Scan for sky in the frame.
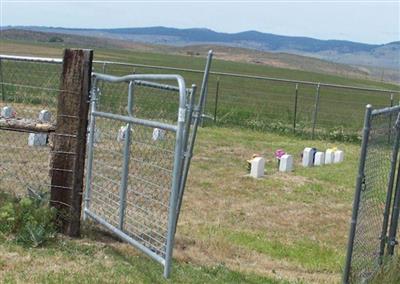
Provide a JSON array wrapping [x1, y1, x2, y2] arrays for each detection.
[[0, 0, 399, 44]]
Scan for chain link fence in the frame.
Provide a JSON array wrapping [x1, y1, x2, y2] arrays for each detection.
[[91, 60, 400, 142], [0, 56, 61, 196], [344, 105, 400, 283]]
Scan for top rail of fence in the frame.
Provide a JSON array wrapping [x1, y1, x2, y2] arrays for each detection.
[[1, 54, 399, 94]]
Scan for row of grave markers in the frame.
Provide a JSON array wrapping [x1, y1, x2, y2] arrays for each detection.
[[1, 106, 167, 147], [249, 147, 344, 179]]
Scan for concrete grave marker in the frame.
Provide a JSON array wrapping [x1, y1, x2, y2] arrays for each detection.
[[334, 150, 344, 163], [28, 133, 47, 146], [38, 110, 51, 122], [117, 124, 132, 142], [250, 157, 265, 178], [325, 149, 335, 164], [28, 110, 52, 147], [152, 128, 166, 141], [1, 106, 15, 118], [302, 148, 315, 167], [314, 152, 325, 166], [279, 154, 293, 172]]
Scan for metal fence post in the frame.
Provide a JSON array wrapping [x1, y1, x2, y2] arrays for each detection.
[[343, 104, 373, 284], [293, 83, 299, 133], [311, 83, 321, 139], [83, 78, 98, 221], [387, 116, 400, 255], [379, 112, 400, 260], [389, 94, 394, 143], [213, 77, 220, 123], [118, 81, 134, 230], [0, 58, 4, 102], [199, 50, 213, 127]]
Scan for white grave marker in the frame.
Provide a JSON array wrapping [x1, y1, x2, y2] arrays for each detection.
[[38, 110, 51, 122], [28, 133, 47, 146], [117, 124, 131, 142], [250, 157, 265, 178], [28, 110, 52, 146], [325, 149, 335, 164], [279, 154, 293, 172], [152, 128, 166, 141], [314, 152, 325, 166], [334, 150, 344, 164], [302, 148, 315, 167], [1, 106, 15, 118]]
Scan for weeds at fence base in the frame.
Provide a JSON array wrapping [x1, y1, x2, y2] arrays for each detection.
[[0, 190, 56, 247]]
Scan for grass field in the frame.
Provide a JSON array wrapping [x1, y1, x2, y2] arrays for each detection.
[[0, 39, 399, 283], [1, 39, 400, 140], [1, 125, 361, 283]]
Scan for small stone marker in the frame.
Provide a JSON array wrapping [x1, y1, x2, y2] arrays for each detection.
[[302, 148, 315, 167], [334, 150, 344, 164], [28, 110, 52, 147], [117, 124, 131, 142], [152, 128, 166, 141], [1, 106, 15, 118], [28, 133, 47, 146], [250, 157, 265, 178], [325, 149, 335, 164], [279, 154, 293, 172], [314, 152, 325, 166], [38, 110, 51, 122]]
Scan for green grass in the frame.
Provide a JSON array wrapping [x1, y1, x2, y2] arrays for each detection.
[[224, 230, 342, 272], [1, 39, 399, 140], [0, 235, 286, 284], [0, 39, 398, 283]]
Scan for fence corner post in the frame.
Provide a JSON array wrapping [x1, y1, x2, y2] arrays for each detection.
[[311, 83, 321, 139], [50, 49, 93, 237]]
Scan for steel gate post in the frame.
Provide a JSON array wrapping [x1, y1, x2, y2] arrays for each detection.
[[164, 77, 187, 278], [84, 78, 98, 220], [343, 105, 373, 284], [174, 85, 196, 232], [293, 83, 299, 134], [311, 83, 321, 140], [118, 81, 134, 230], [0, 58, 4, 102], [387, 115, 400, 255], [379, 112, 400, 261]]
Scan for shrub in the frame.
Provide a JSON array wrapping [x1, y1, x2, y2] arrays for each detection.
[[0, 192, 56, 247]]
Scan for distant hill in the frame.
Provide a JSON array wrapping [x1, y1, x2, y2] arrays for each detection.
[[4, 26, 399, 71], [1, 27, 398, 83]]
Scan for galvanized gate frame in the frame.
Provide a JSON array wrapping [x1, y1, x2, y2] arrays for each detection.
[[83, 51, 213, 278], [343, 104, 400, 283]]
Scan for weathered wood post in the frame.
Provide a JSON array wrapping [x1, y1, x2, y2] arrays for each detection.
[[50, 49, 93, 237]]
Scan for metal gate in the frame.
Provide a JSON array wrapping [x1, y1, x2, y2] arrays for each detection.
[[344, 104, 400, 283], [83, 52, 211, 278]]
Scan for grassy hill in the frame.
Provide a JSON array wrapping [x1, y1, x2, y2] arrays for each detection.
[[2, 29, 398, 83], [0, 36, 399, 141]]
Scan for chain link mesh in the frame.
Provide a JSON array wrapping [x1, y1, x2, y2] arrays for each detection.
[[347, 107, 400, 283], [0, 58, 61, 196]]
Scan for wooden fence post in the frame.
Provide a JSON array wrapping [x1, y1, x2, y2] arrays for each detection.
[[50, 49, 93, 237]]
